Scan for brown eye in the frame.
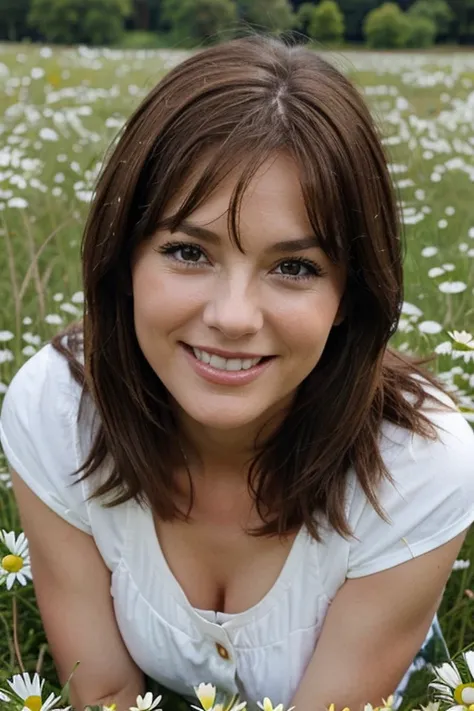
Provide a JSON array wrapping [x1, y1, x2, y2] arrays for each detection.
[[180, 245, 202, 262], [157, 242, 208, 264], [279, 260, 305, 277], [273, 258, 326, 280]]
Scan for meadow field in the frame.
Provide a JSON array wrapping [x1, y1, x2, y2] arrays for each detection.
[[0, 42, 473, 708]]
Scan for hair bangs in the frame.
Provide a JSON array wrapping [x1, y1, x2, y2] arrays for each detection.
[[141, 129, 286, 251], [293, 141, 349, 267]]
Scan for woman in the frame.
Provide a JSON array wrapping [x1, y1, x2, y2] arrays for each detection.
[[1, 34, 473, 711]]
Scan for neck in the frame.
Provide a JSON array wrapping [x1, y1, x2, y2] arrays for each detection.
[[174, 405, 287, 479]]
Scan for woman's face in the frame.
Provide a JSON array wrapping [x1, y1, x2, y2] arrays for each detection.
[[131, 153, 346, 434]]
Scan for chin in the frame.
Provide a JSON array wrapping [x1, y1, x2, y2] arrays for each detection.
[[180, 400, 270, 431]]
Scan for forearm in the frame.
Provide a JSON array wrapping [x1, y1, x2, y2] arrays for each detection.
[[71, 676, 146, 711]]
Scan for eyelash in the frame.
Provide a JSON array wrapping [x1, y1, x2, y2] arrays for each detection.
[[155, 241, 327, 281]]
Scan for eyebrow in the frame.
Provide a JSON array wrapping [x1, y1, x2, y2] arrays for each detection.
[[171, 219, 320, 253]]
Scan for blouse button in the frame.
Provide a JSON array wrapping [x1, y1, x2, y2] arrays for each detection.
[[215, 642, 231, 660]]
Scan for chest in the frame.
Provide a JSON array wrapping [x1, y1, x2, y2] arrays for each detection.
[[109, 502, 329, 707], [153, 505, 299, 614]]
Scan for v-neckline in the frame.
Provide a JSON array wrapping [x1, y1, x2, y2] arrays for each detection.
[[138, 504, 310, 629]]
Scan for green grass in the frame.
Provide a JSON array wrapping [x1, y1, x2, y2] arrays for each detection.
[[0, 43, 473, 707]]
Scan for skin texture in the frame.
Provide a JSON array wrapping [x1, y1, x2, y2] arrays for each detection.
[[131, 153, 346, 468]]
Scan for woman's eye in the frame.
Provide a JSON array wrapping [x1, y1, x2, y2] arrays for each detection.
[[156, 243, 325, 280], [175, 245, 205, 263], [275, 259, 322, 279], [157, 242, 208, 264], [278, 260, 307, 277]]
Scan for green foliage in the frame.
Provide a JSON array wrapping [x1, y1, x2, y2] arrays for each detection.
[[336, 0, 381, 40], [307, 0, 345, 43], [405, 14, 437, 47], [445, 0, 474, 42], [1, 0, 474, 45], [28, 0, 132, 45], [0, 0, 32, 41], [363, 2, 410, 48], [295, 2, 316, 34], [408, 0, 454, 37], [131, 0, 162, 31], [115, 29, 171, 47], [237, 0, 296, 33], [161, 0, 237, 44]]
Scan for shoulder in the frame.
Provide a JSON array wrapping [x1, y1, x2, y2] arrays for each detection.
[[0, 342, 91, 533], [379, 380, 474, 490], [2, 340, 82, 410], [346, 380, 474, 578]]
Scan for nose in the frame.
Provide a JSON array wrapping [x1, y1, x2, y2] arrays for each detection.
[[202, 273, 264, 339]]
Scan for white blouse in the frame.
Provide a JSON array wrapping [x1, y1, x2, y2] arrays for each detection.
[[1, 344, 474, 708]]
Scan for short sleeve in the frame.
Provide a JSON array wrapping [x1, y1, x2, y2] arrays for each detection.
[[347, 393, 474, 578], [0, 344, 92, 534]]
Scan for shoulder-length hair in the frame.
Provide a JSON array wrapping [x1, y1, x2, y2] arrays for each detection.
[[53, 34, 455, 541]]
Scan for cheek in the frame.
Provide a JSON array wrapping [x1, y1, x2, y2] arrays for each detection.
[[132, 261, 202, 331], [269, 289, 341, 351]]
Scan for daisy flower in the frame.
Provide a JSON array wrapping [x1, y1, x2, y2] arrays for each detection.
[[192, 685, 247, 711], [258, 699, 295, 711], [452, 560, 470, 571], [129, 692, 163, 711], [413, 703, 441, 711], [5, 671, 69, 711], [363, 696, 395, 711], [193, 684, 217, 711], [0, 530, 33, 590], [448, 331, 474, 349], [430, 651, 474, 710]]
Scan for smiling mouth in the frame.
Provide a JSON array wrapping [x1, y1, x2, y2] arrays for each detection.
[[181, 343, 274, 372]]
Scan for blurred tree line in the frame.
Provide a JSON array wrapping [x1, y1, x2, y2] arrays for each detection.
[[0, 0, 473, 49]]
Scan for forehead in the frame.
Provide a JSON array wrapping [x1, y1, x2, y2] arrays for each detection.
[[163, 152, 311, 230]]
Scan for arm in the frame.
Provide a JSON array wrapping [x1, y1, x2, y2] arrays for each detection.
[[291, 530, 468, 711], [11, 469, 145, 711]]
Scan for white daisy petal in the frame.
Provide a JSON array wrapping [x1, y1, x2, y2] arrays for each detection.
[[434, 662, 462, 688], [15, 532, 26, 550], [429, 683, 451, 693], [419, 320, 443, 334], [194, 683, 217, 711], [465, 650, 474, 677], [4, 531, 16, 551]]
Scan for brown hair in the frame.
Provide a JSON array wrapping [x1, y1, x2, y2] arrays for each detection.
[[52, 34, 455, 541]]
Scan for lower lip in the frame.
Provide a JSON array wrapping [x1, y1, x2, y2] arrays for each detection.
[[181, 344, 275, 386]]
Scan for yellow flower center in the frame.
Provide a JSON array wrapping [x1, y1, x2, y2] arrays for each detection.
[[24, 695, 42, 711], [1, 554, 24, 573], [454, 683, 474, 706]]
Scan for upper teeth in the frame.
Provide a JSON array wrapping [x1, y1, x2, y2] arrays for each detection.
[[192, 348, 262, 371]]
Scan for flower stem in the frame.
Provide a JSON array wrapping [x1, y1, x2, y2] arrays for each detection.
[[12, 595, 25, 673], [36, 643, 47, 675]]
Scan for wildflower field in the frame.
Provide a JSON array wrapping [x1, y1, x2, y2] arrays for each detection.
[[0, 43, 473, 710]]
